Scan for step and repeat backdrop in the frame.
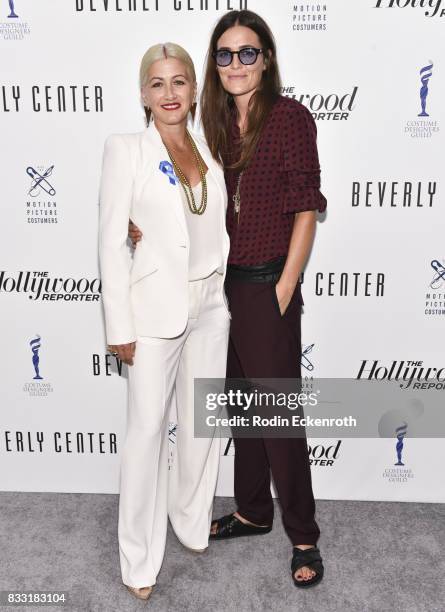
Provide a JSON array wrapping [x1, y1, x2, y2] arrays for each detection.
[[1, 1, 444, 502]]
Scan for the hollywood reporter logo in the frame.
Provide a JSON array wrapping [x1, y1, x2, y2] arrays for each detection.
[[281, 86, 357, 120], [223, 438, 342, 466], [374, 0, 445, 17], [308, 440, 342, 466], [357, 359, 445, 390], [0, 271, 100, 301]]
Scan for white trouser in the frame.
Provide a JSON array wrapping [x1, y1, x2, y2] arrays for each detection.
[[118, 270, 230, 588]]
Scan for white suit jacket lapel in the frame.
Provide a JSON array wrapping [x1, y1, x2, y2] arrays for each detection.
[[142, 124, 188, 242]]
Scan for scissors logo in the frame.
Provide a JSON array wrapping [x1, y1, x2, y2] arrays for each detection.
[[26, 165, 56, 198], [430, 260, 445, 290], [168, 422, 177, 444], [301, 343, 315, 372]]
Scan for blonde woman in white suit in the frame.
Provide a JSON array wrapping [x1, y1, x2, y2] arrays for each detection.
[[99, 43, 230, 600]]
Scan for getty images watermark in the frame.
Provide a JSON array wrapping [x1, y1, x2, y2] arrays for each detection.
[[205, 388, 357, 430], [193, 378, 445, 439]]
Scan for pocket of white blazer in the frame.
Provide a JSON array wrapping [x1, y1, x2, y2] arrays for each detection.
[[130, 247, 159, 285]]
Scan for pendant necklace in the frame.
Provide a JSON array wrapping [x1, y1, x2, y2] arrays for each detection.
[[233, 170, 244, 225]]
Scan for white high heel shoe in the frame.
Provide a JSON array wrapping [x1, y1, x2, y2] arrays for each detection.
[[125, 584, 153, 600]]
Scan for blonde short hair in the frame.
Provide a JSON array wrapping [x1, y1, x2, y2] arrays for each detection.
[[139, 42, 196, 89]]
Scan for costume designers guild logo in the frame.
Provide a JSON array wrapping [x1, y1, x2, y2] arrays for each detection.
[[0, 1, 30, 40], [291, 2, 327, 31], [23, 335, 54, 397], [382, 423, 414, 482], [405, 63, 439, 138], [26, 165, 58, 225], [425, 259, 445, 316], [378, 399, 423, 483]]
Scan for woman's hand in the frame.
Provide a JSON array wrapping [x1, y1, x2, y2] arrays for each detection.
[[108, 342, 136, 366], [275, 281, 294, 316], [128, 219, 143, 248]]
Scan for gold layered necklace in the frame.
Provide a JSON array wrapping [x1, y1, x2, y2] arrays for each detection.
[[163, 130, 208, 215]]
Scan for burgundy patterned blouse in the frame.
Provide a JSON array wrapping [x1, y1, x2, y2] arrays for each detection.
[[224, 95, 327, 266]]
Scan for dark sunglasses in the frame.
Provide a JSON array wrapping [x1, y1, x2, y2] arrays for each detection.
[[212, 47, 264, 67]]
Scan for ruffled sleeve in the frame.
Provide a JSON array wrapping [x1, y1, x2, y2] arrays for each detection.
[[280, 104, 327, 214]]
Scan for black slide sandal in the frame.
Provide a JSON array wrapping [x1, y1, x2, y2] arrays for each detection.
[[209, 514, 272, 540], [291, 546, 324, 588]]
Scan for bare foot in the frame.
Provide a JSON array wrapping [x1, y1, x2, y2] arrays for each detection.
[[210, 512, 270, 535], [293, 545, 317, 582]]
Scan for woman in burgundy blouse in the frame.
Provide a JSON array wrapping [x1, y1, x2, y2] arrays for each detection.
[[130, 9, 326, 588], [202, 10, 326, 589]]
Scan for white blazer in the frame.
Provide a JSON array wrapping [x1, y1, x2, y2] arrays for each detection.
[[99, 123, 231, 345]]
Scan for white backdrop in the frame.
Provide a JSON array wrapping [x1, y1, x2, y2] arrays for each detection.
[[1, 0, 444, 502]]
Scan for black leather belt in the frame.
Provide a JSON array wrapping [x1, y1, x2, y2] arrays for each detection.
[[226, 256, 286, 283]]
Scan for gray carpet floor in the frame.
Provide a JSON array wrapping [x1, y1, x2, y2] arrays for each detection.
[[1, 493, 443, 612]]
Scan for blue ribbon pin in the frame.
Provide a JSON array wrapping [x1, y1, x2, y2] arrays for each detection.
[[159, 160, 179, 185]]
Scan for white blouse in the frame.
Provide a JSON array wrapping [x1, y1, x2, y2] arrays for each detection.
[[179, 170, 224, 281]]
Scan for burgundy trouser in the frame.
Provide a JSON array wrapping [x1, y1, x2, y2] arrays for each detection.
[[225, 277, 320, 546]]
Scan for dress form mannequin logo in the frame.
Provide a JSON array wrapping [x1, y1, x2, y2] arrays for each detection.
[[405, 63, 439, 138], [375, 0, 445, 17], [26, 165, 58, 225], [379, 401, 423, 483], [23, 335, 54, 397], [30, 335, 43, 380], [291, 3, 327, 31], [425, 259, 445, 316], [394, 422, 407, 466], [281, 86, 357, 121], [0, 1, 30, 40], [383, 423, 414, 482], [7, 0, 18, 17]]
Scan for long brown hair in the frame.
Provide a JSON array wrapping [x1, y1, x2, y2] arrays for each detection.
[[200, 10, 281, 169]]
